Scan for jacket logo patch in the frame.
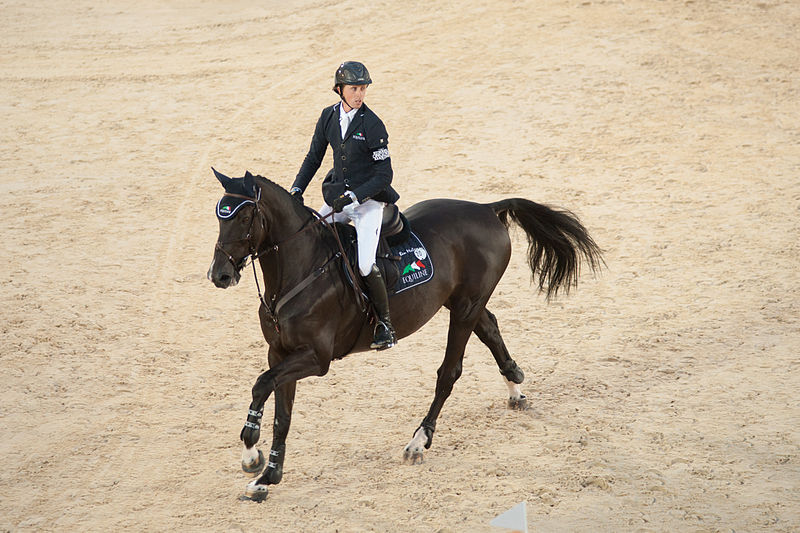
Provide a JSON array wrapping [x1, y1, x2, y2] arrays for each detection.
[[372, 147, 390, 161], [352, 132, 365, 141]]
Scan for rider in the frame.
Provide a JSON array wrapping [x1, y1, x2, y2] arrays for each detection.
[[290, 61, 399, 350]]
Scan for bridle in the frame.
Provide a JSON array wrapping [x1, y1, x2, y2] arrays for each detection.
[[214, 188, 366, 332], [214, 192, 267, 270]]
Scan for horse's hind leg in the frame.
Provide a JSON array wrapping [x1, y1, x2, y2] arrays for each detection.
[[404, 314, 475, 464], [473, 308, 528, 410]]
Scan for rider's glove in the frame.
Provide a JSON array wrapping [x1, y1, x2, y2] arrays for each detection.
[[289, 186, 304, 204], [332, 193, 355, 213]]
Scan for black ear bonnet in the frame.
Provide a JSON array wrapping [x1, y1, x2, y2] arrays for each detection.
[[213, 168, 259, 220]]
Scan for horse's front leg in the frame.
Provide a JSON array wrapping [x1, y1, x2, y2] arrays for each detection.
[[263, 380, 295, 484], [240, 346, 328, 502], [240, 379, 295, 478]]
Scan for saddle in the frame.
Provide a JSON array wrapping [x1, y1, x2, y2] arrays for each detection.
[[335, 204, 410, 294], [380, 204, 409, 245]]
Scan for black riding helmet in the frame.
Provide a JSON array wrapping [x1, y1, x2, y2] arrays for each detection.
[[332, 61, 372, 94]]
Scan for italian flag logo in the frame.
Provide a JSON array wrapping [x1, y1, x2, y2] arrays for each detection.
[[402, 260, 426, 275]]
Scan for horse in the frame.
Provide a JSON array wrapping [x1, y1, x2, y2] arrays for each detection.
[[207, 169, 603, 501]]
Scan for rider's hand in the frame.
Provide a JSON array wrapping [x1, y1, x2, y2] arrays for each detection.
[[289, 187, 304, 205], [332, 193, 354, 213]]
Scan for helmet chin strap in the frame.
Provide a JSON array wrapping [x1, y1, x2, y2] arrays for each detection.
[[336, 86, 355, 112]]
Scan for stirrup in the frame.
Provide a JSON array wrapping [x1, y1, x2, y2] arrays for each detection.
[[371, 321, 396, 350]]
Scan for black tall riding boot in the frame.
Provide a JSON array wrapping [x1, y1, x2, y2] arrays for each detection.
[[362, 264, 397, 350]]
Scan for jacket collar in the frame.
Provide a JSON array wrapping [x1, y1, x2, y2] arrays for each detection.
[[336, 102, 367, 140]]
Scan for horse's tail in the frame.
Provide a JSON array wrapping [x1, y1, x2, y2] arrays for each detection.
[[487, 198, 604, 299]]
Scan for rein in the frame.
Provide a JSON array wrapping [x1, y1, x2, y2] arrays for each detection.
[[216, 189, 366, 333]]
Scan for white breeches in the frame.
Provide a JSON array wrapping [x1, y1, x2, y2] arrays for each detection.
[[319, 198, 385, 276]]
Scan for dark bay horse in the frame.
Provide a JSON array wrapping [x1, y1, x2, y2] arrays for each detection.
[[207, 170, 603, 501]]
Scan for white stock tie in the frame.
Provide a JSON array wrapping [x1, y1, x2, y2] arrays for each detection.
[[340, 112, 350, 139]]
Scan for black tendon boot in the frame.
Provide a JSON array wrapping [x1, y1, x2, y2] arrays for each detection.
[[363, 264, 397, 350]]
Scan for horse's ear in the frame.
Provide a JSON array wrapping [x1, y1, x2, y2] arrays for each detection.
[[212, 167, 231, 187], [243, 171, 256, 196]]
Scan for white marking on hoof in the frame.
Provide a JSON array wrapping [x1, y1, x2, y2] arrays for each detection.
[[241, 447, 264, 476], [242, 479, 269, 502], [403, 427, 428, 464], [506, 380, 524, 400], [506, 380, 529, 410], [242, 446, 259, 465]]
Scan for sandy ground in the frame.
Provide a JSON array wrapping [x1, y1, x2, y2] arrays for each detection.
[[2, 0, 799, 531]]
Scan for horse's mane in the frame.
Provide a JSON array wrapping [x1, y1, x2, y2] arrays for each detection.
[[252, 174, 314, 222], [251, 174, 288, 196]]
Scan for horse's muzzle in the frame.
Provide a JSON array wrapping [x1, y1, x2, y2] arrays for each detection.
[[207, 258, 241, 288]]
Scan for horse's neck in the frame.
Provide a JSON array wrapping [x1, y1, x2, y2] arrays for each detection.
[[263, 202, 309, 245], [256, 194, 331, 291]]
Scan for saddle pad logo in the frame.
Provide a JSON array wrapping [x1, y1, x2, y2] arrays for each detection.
[[402, 260, 425, 275], [391, 234, 433, 293]]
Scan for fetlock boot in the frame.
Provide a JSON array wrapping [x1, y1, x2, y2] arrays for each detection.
[[362, 264, 397, 350]]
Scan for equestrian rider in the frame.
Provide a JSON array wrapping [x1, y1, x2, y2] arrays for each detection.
[[290, 61, 399, 350]]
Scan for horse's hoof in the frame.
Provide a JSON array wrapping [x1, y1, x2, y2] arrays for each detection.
[[242, 449, 265, 476], [403, 448, 424, 465], [507, 395, 529, 411], [240, 480, 269, 502]]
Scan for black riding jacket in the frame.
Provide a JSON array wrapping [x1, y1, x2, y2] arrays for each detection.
[[293, 102, 399, 206]]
